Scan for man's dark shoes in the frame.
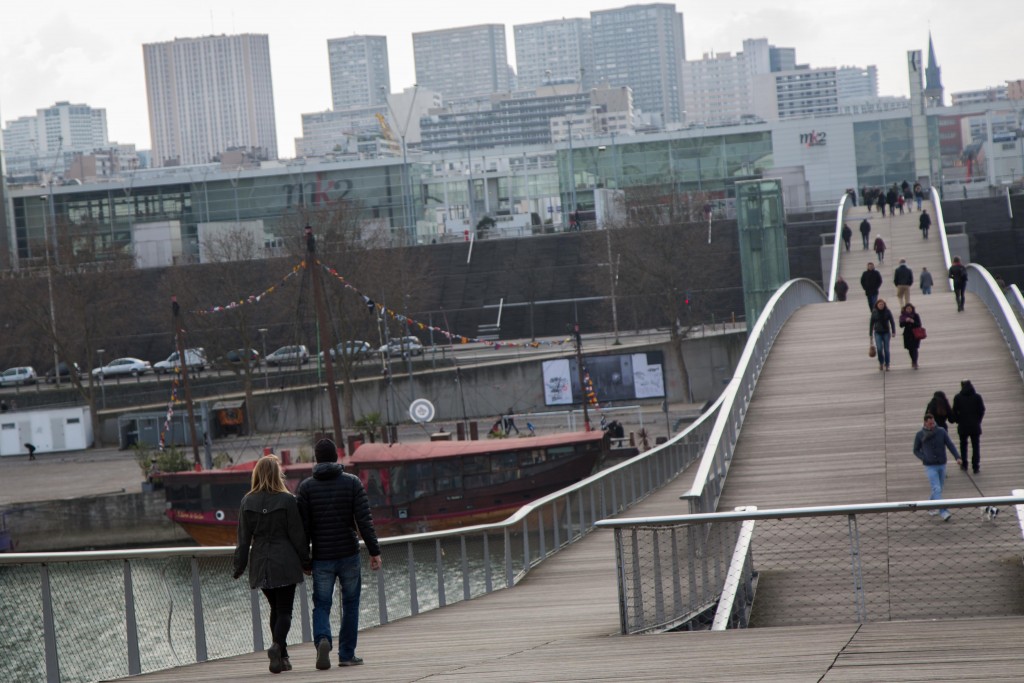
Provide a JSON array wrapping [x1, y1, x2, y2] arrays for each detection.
[[268, 643, 283, 674], [316, 638, 332, 670], [282, 657, 292, 671], [338, 656, 364, 667]]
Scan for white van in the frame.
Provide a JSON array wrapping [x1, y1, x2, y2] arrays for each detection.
[[153, 348, 206, 374]]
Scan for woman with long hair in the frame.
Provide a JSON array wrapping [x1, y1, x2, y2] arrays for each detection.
[[899, 303, 923, 369], [869, 298, 896, 371], [926, 391, 954, 431], [233, 455, 309, 674]]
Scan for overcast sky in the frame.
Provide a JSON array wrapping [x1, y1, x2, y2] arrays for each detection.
[[1, 0, 1018, 159]]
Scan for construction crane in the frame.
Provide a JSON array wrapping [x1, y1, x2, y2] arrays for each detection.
[[375, 112, 396, 142]]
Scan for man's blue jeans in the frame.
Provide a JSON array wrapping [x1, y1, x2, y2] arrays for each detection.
[[924, 464, 948, 516], [312, 555, 362, 661]]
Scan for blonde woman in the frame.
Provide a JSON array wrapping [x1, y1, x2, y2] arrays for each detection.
[[233, 455, 309, 674]]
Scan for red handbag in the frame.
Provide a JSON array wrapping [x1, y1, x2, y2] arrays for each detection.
[[912, 327, 927, 341]]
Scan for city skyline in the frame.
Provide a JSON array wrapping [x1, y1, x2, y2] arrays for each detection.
[[1, 0, 1019, 159]]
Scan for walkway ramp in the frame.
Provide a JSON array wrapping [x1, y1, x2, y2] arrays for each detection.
[[716, 199, 1024, 624]]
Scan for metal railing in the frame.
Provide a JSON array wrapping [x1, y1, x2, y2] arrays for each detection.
[[597, 494, 1024, 634], [825, 192, 852, 301], [1, 402, 725, 682], [679, 278, 827, 515]]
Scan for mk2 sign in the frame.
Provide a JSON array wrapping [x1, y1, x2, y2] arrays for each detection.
[[800, 130, 827, 147]]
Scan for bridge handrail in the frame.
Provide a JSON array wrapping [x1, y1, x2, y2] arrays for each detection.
[[680, 278, 827, 515], [598, 494, 1024, 634], [966, 263, 1024, 381], [826, 192, 852, 302], [930, 185, 954, 285], [0, 380, 731, 682]]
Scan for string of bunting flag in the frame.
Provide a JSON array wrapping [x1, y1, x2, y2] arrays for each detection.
[[316, 260, 578, 350], [190, 260, 307, 315], [158, 371, 182, 451]]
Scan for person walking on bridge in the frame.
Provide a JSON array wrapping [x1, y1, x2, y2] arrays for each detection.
[[948, 256, 968, 312], [894, 259, 913, 308], [873, 236, 886, 264], [869, 298, 896, 371], [859, 218, 871, 249], [952, 380, 985, 474], [919, 210, 931, 238], [841, 222, 852, 251], [298, 439, 382, 669], [899, 303, 923, 369], [913, 414, 962, 522], [233, 455, 310, 674], [920, 267, 934, 295], [861, 262, 883, 310]]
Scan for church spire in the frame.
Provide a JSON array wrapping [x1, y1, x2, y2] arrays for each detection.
[[924, 32, 944, 106]]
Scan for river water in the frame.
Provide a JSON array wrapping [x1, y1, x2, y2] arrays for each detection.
[[1, 534, 519, 682]]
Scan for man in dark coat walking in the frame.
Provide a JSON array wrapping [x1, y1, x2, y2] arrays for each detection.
[[919, 210, 931, 238], [841, 223, 852, 251], [859, 218, 871, 249], [297, 439, 382, 668], [952, 380, 986, 473], [949, 256, 968, 312], [861, 262, 883, 310]]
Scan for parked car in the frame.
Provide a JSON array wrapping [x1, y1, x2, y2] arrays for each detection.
[[265, 345, 310, 366], [0, 366, 37, 386], [319, 340, 372, 361], [45, 362, 81, 383], [221, 348, 261, 367], [379, 336, 424, 358], [154, 348, 206, 374], [91, 357, 151, 378]]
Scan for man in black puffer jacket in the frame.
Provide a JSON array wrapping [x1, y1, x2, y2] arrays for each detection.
[[297, 439, 381, 669]]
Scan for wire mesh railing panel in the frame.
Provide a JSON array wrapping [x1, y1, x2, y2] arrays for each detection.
[[747, 515, 878, 627], [617, 522, 740, 633], [194, 556, 258, 661], [883, 511, 1024, 621], [608, 502, 1024, 633], [128, 557, 200, 672], [0, 564, 46, 683], [48, 561, 130, 683]]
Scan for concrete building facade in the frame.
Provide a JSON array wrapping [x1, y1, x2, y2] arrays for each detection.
[[413, 24, 511, 101], [590, 3, 686, 125], [2, 101, 109, 179], [327, 35, 391, 111], [513, 17, 593, 91], [143, 34, 278, 167]]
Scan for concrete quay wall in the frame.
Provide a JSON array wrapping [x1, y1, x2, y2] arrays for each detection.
[[4, 490, 191, 552]]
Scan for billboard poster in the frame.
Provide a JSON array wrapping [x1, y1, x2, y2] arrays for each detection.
[[542, 351, 666, 406]]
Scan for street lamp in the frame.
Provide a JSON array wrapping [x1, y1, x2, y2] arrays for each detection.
[[258, 328, 269, 390], [382, 85, 421, 246], [97, 349, 106, 409], [40, 196, 60, 386]]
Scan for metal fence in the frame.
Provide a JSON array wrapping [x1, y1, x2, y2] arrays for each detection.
[[0, 401, 720, 683], [598, 495, 1024, 635]]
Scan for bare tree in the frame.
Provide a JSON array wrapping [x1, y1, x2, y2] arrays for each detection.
[[583, 184, 732, 402], [3, 222, 137, 445]]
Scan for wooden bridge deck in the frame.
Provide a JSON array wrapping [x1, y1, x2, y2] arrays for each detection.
[[116, 201, 1024, 682]]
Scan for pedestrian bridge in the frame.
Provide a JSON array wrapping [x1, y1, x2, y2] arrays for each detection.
[[6, 190, 1024, 682]]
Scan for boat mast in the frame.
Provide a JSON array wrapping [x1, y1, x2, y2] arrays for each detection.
[[305, 226, 344, 447], [171, 296, 202, 466], [572, 321, 591, 431]]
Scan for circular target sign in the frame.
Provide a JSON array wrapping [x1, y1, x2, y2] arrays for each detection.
[[408, 398, 436, 423]]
